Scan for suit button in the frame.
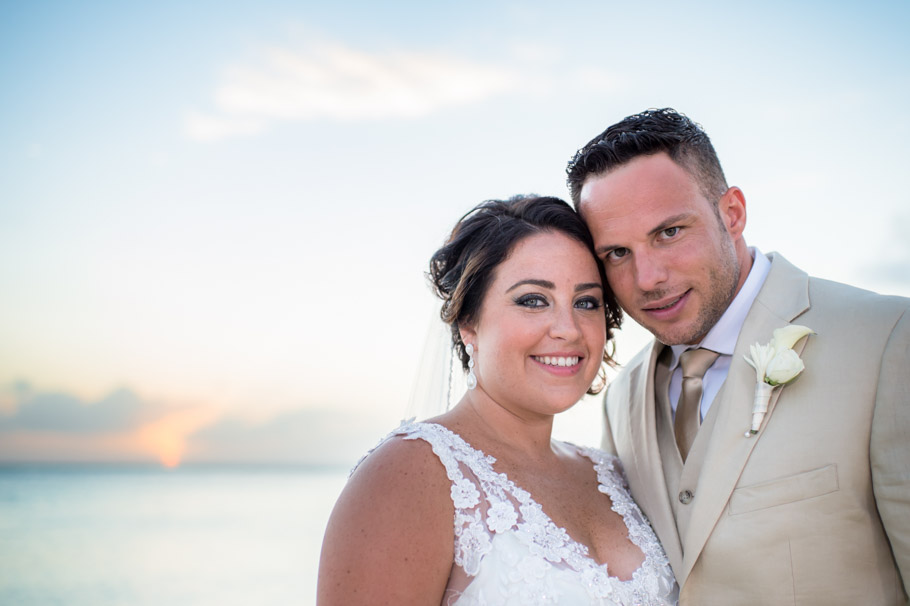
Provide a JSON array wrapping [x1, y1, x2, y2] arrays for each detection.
[[679, 490, 694, 504]]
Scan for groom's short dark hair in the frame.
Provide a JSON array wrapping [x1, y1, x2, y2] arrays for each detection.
[[566, 108, 728, 207]]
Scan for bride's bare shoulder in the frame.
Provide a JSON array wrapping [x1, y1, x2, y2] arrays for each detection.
[[317, 430, 455, 604], [349, 431, 452, 497]]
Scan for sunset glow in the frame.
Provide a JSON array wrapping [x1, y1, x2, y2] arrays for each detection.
[[1, 1, 908, 467], [138, 408, 218, 468]]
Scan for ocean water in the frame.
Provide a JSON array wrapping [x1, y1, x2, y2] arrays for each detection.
[[0, 465, 349, 606]]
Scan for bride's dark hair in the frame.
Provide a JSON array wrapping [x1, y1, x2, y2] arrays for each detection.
[[427, 194, 621, 395]]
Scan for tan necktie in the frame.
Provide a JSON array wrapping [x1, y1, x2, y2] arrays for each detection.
[[675, 348, 720, 462]]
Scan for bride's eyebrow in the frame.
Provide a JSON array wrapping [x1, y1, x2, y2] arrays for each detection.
[[506, 279, 554, 292], [505, 279, 603, 293], [575, 282, 603, 293]]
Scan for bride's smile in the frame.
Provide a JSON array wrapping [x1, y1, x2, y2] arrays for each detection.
[[530, 354, 582, 369]]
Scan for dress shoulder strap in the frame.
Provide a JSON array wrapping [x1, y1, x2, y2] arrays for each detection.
[[368, 421, 512, 576]]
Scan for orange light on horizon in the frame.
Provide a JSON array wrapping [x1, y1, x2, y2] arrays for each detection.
[[138, 407, 217, 468]]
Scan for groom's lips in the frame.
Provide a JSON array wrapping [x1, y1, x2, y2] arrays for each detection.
[[642, 290, 690, 320]]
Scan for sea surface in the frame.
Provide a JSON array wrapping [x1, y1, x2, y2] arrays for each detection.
[[0, 464, 349, 606]]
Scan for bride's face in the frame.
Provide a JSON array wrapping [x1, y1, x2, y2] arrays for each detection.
[[461, 231, 606, 417]]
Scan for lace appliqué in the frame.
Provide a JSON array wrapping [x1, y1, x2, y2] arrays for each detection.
[[374, 421, 678, 606]]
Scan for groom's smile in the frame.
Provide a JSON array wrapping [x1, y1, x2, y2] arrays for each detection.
[[641, 290, 691, 320]]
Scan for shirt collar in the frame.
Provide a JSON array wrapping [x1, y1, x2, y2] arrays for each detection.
[[668, 246, 771, 367]]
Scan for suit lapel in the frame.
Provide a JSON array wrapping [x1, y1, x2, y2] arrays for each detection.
[[623, 340, 684, 571], [678, 253, 811, 582]]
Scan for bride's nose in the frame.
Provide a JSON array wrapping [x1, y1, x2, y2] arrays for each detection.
[[548, 305, 582, 341]]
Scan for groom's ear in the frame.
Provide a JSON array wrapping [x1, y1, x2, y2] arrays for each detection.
[[718, 186, 747, 238]]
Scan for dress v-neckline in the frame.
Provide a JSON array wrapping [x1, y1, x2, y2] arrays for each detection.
[[421, 421, 649, 584]]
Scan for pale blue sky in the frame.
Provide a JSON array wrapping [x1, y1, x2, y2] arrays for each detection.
[[1, 0, 908, 465]]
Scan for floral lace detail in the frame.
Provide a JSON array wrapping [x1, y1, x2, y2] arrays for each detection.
[[372, 420, 678, 605], [452, 478, 481, 509], [486, 500, 518, 533]]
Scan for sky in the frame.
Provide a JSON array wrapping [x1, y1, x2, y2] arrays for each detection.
[[1, 0, 908, 468]]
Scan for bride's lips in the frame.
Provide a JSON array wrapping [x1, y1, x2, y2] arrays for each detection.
[[642, 290, 690, 321], [530, 353, 584, 376]]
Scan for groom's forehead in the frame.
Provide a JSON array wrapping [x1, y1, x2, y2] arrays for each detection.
[[580, 156, 704, 215]]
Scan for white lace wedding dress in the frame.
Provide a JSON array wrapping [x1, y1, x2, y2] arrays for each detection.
[[359, 420, 678, 605]]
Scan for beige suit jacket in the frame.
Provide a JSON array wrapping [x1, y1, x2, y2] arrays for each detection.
[[603, 253, 910, 605]]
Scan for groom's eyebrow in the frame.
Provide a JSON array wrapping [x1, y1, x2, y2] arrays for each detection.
[[594, 212, 694, 255], [650, 213, 692, 236]]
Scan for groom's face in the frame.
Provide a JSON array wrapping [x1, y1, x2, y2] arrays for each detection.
[[578, 152, 745, 345]]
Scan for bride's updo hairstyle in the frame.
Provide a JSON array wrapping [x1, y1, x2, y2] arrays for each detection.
[[428, 195, 622, 395]]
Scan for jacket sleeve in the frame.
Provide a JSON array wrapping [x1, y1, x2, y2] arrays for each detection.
[[871, 305, 910, 597], [600, 386, 618, 455]]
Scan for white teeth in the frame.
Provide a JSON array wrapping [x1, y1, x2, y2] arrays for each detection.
[[535, 356, 579, 367]]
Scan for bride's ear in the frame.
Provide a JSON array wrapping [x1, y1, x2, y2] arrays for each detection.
[[459, 324, 476, 347]]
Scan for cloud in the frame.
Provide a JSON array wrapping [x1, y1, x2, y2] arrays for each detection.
[[0, 385, 153, 433], [188, 407, 388, 467], [0, 382, 387, 467], [185, 41, 519, 141], [183, 111, 266, 142], [0, 383, 215, 466]]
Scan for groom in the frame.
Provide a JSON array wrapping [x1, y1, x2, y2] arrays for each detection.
[[567, 108, 909, 604]]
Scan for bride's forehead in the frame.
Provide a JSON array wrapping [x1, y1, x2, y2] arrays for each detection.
[[501, 232, 594, 268], [488, 233, 599, 285]]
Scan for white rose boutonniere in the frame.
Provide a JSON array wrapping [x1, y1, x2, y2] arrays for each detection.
[[743, 325, 814, 436]]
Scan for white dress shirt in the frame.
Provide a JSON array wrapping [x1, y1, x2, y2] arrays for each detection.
[[668, 247, 771, 421]]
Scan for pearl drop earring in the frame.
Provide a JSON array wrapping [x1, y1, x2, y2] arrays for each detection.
[[465, 343, 477, 390]]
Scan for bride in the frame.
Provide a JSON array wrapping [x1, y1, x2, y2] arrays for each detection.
[[317, 195, 678, 605]]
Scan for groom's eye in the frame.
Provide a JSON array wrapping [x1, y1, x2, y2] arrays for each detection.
[[606, 248, 629, 261], [661, 227, 680, 238]]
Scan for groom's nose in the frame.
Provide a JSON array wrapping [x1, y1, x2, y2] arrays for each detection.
[[632, 251, 669, 292]]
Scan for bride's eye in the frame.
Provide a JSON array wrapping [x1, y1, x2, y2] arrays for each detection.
[[575, 297, 602, 311], [515, 294, 548, 308]]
